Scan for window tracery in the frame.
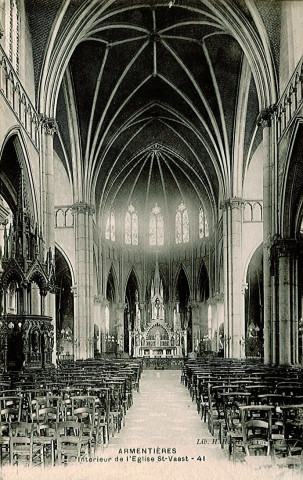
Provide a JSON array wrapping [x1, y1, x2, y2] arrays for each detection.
[[175, 201, 189, 244], [199, 205, 209, 239], [106, 207, 115, 241], [125, 204, 138, 245], [149, 204, 164, 246]]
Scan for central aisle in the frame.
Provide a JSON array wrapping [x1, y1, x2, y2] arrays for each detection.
[[109, 369, 217, 447], [100, 370, 300, 480], [103, 369, 227, 479]]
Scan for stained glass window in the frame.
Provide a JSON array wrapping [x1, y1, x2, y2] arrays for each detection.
[[132, 212, 138, 245], [106, 207, 115, 241], [125, 204, 138, 245], [105, 217, 110, 240], [110, 209, 115, 241], [175, 202, 189, 244], [199, 205, 209, 239], [125, 211, 131, 244], [183, 208, 189, 242], [175, 211, 182, 244], [149, 204, 164, 246]]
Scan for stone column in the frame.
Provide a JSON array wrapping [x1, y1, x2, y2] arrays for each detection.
[[216, 296, 224, 352], [221, 198, 244, 358], [273, 239, 301, 365], [72, 202, 95, 359], [139, 303, 145, 330], [292, 257, 299, 364], [93, 295, 103, 355], [40, 116, 57, 363], [100, 297, 109, 354], [278, 251, 291, 366], [258, 106, 277, 364], [208, 293, 224, 352], [174, 300, 181, 330], [190, 302, 201, 353], [116, 303, 126, 354]]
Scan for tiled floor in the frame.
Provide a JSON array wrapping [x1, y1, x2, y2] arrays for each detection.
[[2, 370, 302, 480]]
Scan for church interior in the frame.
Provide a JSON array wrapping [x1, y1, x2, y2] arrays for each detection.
[[1, 0, 303, 477]]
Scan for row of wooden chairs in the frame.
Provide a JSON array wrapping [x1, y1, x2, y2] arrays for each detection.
[[0, 358, 143, 466], [2, 420, 97, 466], [182, 358, 303, 469]]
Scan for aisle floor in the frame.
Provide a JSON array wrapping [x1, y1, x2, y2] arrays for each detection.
[[2, 370, 302, 480]]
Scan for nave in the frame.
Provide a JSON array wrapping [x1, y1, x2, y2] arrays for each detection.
[[1, 368, 303, 480]]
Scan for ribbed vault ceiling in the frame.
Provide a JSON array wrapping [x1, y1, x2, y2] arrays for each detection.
[[25, 0, 280, 226]]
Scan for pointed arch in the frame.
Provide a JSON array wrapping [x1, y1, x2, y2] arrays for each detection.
[[106, 264, 118, 303], [174, 264, 191, 301], [244, 243, 263, 357], [55, 243, 75, 286], [0, 129, 38, 220], [198, 260, 210, 302], [280, 121, 303, 238], [124, 267, 140, 300]]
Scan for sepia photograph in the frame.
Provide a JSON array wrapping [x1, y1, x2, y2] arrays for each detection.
[[0, 0, 303, 479]]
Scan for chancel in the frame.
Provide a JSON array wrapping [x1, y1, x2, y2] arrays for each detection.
[[131, 257, 183, 358], [1, 0, 303, 475]]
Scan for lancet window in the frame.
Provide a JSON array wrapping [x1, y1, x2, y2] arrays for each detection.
[[175, 201, 189, 244], [105, 207, 115, 241], [125, 204, 138, 245], [149, 204, 164, 246], [199, 205, 209, 239]]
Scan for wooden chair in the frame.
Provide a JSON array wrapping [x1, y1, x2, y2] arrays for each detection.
[[271, 438, 303, 470], [56, 421, 88, 464], [221, 392, 251, 459], [280, 404, 303, 440], [9, 422, 43, 467], [240, 406, 273, 457], [72, 407, 94, 454], [34, 411, 57, 467]]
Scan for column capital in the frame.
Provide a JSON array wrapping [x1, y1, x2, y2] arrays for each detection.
[[188, 301, 200, 310], [94, 295, 102, 304], [72, 202, 95, 215], [220, 197, 244, 211], [257, 105, 278, 129], [208, 293, 224, 304], [39, 115, 58, 136], [271, 236, 303, 260], [71, 285, 78, 297], [94, 295, 109, 308], [116, 302, 127, 312]]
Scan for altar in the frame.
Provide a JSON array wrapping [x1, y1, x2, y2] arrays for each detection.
[[130, 260, 186, 359], [133, 322, 183, 358]]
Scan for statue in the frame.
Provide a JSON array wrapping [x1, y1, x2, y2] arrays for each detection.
[[32, 329, 40, 353], [155, 329, 160, 347], [155, 297, 160, 319]]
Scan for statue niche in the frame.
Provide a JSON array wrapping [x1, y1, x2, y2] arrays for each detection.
[[31, 327, 41, 361]]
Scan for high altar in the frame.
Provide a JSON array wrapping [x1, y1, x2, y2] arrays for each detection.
[[131, 261, 185, 358]]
